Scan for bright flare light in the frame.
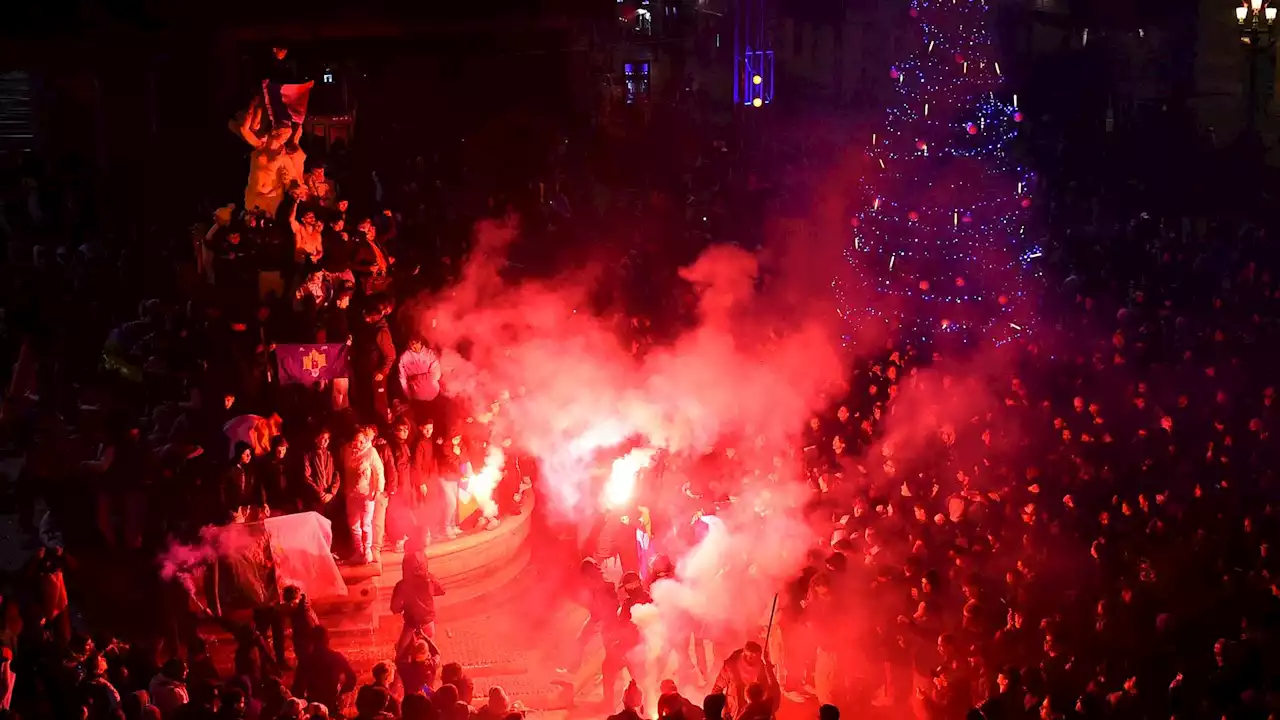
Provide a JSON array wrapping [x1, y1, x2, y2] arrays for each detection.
[[463, 444, 507, 519], [605, 448, 656, 508]]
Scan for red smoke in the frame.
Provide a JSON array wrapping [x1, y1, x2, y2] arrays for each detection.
[[400, 214, 854, 695], [405, 218, 847, 519]]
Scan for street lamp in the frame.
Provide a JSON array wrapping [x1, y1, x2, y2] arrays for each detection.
[[1237, 0, 1278, 136]]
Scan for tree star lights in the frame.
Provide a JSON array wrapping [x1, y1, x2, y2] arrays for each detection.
[[837, 0, 1040, 345]]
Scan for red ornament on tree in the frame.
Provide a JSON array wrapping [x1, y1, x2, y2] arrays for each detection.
[[998, 294, 1010, 306], [966, 123, 978, 135], [1013, 111, 1024, 122], [955, 277, 966, 287], [1020, 198, 1032, 208], [916, 140, 927, 150], [850, 217, 860, 227], [919, 280, 931, 291], [961, 214, 973, 224], [954, 53, 965, 63], [907, 210, 920, 221], [890, 68, 900, 79]]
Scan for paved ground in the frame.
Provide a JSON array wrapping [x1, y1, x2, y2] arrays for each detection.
[[322, 526, 615, 719]]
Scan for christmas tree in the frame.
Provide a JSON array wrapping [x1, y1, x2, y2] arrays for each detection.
[[837, 0, 1040, 344]]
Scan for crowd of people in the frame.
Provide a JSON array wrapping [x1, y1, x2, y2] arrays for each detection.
[[749, 198, 1280, 719], [0, 36, 1278, 720], [0, 44, 560, 720]]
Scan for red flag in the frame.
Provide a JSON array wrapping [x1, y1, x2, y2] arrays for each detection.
[[261, 80, 313, 126]]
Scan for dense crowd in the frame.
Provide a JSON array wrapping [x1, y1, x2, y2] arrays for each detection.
[[769, 197, 1280, 719], [0, 42, 1279, 720]]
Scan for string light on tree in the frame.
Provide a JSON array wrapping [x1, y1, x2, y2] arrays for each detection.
[[836, 0, 1040, 345]]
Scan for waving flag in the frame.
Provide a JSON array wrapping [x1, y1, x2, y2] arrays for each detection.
[[276, 343, 349, 384], [262, 80, 314, 127]]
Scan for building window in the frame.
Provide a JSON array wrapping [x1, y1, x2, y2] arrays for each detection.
[[623, 62, 651, 103]]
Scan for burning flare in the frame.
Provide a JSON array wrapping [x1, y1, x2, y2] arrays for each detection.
[[463, 444, 506, 519], [604, 448, 655, 509]]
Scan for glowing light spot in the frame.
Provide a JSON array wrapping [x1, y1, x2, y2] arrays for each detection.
[[604, 448, 655, 509]]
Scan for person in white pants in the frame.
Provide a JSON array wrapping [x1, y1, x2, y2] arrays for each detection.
[[341, 425, 385, 564]]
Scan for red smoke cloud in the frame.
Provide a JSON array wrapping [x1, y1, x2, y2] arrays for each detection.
[[405, 218, 848, 519], [399, 214, 856, 696]]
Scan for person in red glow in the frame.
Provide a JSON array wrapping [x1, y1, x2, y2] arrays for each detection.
[[711, 641, 779, 720], [603, 572, 650, 712]]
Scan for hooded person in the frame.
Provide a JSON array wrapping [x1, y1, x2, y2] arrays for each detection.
[[606, 680, 644, 720], [391, 550, 446, 656], [342, 426, 385, 564], [476, 686, 511, 720]]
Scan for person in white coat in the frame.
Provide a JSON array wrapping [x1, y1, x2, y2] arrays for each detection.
[[341, 425, 385, 564]]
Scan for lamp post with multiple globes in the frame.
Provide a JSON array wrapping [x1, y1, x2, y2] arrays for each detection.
[[1236, 0, 1278, 138]]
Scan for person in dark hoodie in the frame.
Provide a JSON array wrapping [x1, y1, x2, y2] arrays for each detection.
[[603, 572, 650, 712], [281, 585, 319, 662], [290, 627, 356, 716], [222, 442, 266, 523], [391, 550, 446, 656], [354, 299, 395, 424]]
